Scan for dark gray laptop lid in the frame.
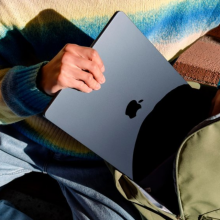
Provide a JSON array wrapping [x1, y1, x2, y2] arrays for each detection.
[[44, 11, 188, 180]]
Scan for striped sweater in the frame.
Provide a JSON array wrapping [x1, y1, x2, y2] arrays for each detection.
[[0, 0, 220, 159]]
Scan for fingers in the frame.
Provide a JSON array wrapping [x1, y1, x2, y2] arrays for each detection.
[[61, 65, 101, 91], [58, 64, 102, 93], [64, 44, 104, 69], [63, 44, 105, 84], [77, 70, 101, 90], [73, 56, 105, 84], [77, 46, 105, 72], [71, 81, 93, 93], [58, 72, 93, 94], [40, 44, 106, 95]]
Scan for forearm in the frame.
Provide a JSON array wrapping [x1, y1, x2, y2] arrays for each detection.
[[0, 62, 52, 124]]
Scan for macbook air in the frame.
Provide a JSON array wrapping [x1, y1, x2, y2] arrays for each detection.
[[44, 11, 188, 180]]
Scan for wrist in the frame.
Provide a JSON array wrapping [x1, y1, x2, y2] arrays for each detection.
[[36, 63, 51, 96]]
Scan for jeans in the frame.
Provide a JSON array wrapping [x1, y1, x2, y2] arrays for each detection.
[[0, 125, 141, 220]]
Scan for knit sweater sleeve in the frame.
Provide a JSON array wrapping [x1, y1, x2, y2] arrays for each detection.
[[0, 63, 52, 124]]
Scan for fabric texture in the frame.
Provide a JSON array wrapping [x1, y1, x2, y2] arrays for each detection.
[[0, 126, 142, 220], [0, 0, 220, 157], [176, 116, 220, 220], [0, 1, 220, 219], [0, 200, 32, 220], [1, 62, 51, 117]]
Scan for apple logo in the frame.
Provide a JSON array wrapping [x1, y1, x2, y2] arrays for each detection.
[[125, 100, 143, 118]]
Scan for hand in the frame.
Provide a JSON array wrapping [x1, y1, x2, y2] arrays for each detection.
[[210, 89, 220, 116], [38, 44, 105, 96]]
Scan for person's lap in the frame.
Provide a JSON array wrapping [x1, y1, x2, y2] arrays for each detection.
[[0, 84, 217, 219], [0, 125, 141, 220]]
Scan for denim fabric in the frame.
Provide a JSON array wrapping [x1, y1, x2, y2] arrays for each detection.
[[0, 125, 141, 220], [0, 162, 31, 187], [0, 200, 33, 220]]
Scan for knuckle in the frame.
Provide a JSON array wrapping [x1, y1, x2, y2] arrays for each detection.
[[64, 43, 71, 51], [86, 74, 94, 82], [64, 43, 76, 52], [75, 80, 84, 89], [91, 49, 98, 58], [90, 62, 98, 71], [61, 52, 69, 63]]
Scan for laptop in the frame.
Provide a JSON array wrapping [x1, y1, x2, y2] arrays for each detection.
[[44, 11, 188, 180]]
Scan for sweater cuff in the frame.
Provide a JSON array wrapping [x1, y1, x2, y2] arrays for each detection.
[[1, 62, 52, 117]]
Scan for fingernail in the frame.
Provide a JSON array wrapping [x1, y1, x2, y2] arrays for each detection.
[[96, 84, 101, 90], [99, 76, 106, 84], [101, 65, 105, 72], [87, 88, 93, 93]]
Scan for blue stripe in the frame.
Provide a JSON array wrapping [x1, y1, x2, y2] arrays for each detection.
[[70, 0, 220, 44]]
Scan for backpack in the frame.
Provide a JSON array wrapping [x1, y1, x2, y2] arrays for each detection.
[[107, 82, 220, 220]]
